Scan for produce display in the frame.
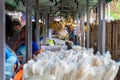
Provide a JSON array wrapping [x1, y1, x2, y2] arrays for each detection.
[[50, 16, 77, 38], [23, 46, 120, 80], [50, 21, 65, 32]]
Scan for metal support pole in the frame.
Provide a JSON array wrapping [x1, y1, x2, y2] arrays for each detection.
[[26, 0, 32, 60], [36, 10, 40, 45], [77, 15, 80, 45], [81, 16, 84, 47], [102, 0, 106, 54], [46, 14, 49, 38], [108, 3, 110, 21], [80, 17, 82, 46], [43, 13, 47, 44], [86, 0, 90, 48], [74, 16, 78, 45], [42, 17, 45, 44], [101, 2, 103, 20], [98, 0, 102, 53], [44, 13, 48, 42], [0, 0, 5, 79]]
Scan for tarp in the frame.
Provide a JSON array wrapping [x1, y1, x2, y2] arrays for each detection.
[[5, 0, 18, 8]]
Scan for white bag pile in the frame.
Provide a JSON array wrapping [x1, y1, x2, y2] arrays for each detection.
[[23, 46, 120, 80]]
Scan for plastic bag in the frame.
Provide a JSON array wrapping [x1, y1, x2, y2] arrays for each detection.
[[14, 69, 23, 80]]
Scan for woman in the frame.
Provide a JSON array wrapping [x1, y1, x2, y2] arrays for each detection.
[[13, 25, 40, 63], [5, 14, 17, 80], [7, 19, 21, 49]]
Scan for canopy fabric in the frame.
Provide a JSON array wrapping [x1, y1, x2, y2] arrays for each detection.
[[29, 0, 99, 17], [6, 0, 109, 17], [5, 0, 114, 13], [5, 0, 18, 8]]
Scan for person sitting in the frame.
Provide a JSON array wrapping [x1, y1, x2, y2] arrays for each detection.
[[65, 41, 72, 50]]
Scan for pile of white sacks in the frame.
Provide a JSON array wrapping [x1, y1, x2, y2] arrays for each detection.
[[23, 46, 120, 80]]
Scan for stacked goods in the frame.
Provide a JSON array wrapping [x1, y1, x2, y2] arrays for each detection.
[[59, 19, 66, 29], [50, 16, 77, 37], [58, 30, 68, 38], [65, 16, 74, 26], [65, 16, 77, 31], [23, 46, 120, 80], [50, 19, 66, 32], [90, 20, 120, 60], [90, 21, 120, 80], [90, 24, 98, 53], [50, 21, 62, 32]]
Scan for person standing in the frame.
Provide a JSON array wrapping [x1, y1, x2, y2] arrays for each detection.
[[13, 24, 40, 63], [7, 19, 21, 49], [5, 14, 17, 80]]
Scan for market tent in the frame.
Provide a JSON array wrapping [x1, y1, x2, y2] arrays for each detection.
[[5, 0, 17, 8], [5, 0, 99, 16], [5, 0, 114, 16], [30, 0, 99, 16]]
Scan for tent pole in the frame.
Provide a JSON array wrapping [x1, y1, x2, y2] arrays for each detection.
[[46, 14, 49, 38], [35, 0, 40, 45], [43, 15, 45, 44], [102, 0, 106, 54], [108, 3, 110, 21], [86, 0, 90, 48], [43, 12, 47, 44], [98, 0, 102, 53], [81, 16, 85, 47], [36, 10, 40, 45], [45, 13, 48, 42], [77, 15, 80, 45], [0, 0, 5, 79], [26, 0, 32, 60]]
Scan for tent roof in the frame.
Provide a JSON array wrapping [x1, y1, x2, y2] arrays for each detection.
[[5, 0, 102, 17], [30, 0, 99, 17]]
